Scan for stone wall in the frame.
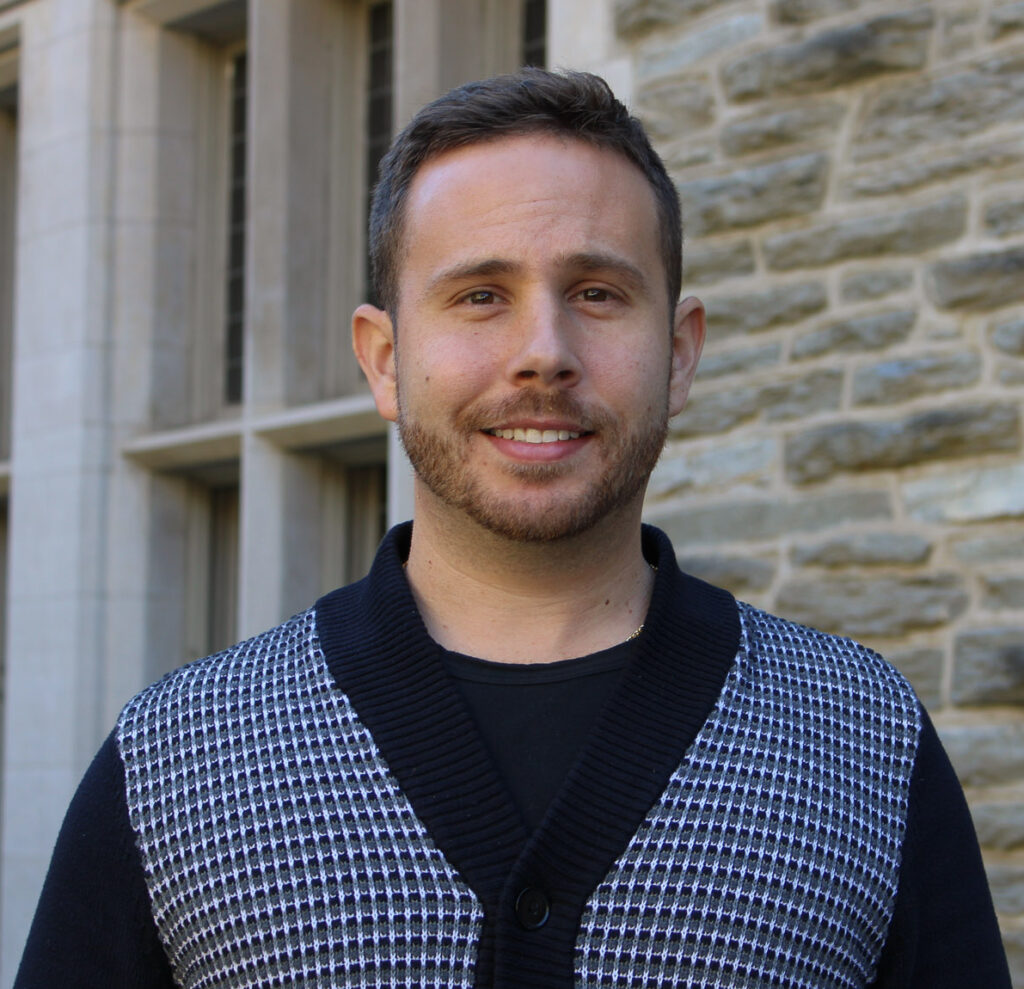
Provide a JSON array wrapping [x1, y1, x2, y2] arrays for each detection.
[[617, 0, 1024, 976]]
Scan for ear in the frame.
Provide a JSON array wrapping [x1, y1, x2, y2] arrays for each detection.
[[668, 295, 706, 418], [352, 303, 398, 422]]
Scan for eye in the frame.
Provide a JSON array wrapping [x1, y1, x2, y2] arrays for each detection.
[[577, 287, 614, 303], [464, 290, 497, 305]]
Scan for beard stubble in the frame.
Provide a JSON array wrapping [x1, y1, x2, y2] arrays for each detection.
[[397, 387, 670, 543]]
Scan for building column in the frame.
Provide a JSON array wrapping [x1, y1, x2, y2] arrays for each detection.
[[0, 0, 120, 976], [237, 0, 345, 637]]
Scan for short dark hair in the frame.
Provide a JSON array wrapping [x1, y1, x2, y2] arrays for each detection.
[[368, 67, 682, 316]]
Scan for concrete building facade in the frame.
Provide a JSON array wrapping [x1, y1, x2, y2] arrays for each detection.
[[0, 0, 1022, 982]]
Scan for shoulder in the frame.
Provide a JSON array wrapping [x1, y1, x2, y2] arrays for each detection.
[[737, 601, 919, 699], [116, 607, 321, 745], [731, 601, 923, 751]]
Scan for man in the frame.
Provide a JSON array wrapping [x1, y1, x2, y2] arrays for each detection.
[[17, 68, 1009, 988]]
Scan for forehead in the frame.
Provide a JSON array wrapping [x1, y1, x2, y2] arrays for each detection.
[[398, 134, 663, 295]]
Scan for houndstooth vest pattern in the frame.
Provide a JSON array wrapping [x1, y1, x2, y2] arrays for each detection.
[[118, 609, 483, 988], [118, 601, 919, 988], [577, 603, 920, 987]]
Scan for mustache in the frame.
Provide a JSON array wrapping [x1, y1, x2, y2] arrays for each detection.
[[459, 391, 608, 433]]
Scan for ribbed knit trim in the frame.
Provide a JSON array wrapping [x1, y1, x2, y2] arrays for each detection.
[[315, 523, 739, 989]]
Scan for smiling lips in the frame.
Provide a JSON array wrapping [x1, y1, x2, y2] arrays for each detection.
[[486, 427, 583, 444]]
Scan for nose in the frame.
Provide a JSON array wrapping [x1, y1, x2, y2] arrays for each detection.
[[508, 294, 582, 387]]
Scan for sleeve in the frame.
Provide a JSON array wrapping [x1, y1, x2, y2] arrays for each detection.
[[13, 731, 177, 989], [869, 705, 1011, 988]]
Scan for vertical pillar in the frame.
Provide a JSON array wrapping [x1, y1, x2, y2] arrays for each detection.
[[237, 0, 340, 637], [0, 0, 119, 977], [100, 13, 202, 721]]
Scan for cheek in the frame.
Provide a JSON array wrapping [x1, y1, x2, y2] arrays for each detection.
[[601, 341, 669, 392], [398, 344, 493, 409]]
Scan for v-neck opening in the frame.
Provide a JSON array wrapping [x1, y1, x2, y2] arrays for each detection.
[[315, 522, 740, 988]]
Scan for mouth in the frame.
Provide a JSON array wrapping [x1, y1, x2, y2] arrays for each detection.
[[485, 427, 584, 444]]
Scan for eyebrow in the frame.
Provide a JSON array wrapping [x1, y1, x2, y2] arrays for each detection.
[[425, 258, 520, 295], [424, 251, 650, 296], [562, 252, 649, 292]]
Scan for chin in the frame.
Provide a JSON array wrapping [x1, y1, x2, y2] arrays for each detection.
[[454, 480, 646, 544]]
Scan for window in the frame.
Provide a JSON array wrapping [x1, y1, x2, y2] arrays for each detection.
[[206, 483, 240, 652], [320, 446, 388, 590], [0, 75, 15, 463], [182, 475, 240, 660], [364, 0, 393, 306], [0, 74, 13, 782], [223, 50, 247, 404], [131, 0, 248, 426], [522, 0, 546, 67]]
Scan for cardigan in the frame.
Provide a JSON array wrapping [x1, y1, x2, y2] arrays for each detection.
[[15, 523, 1010, 988]]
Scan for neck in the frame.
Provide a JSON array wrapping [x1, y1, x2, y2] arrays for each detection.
[[404, 491, 654, 664]]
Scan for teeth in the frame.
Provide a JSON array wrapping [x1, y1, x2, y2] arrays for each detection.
[[489, 428, 581, 443]]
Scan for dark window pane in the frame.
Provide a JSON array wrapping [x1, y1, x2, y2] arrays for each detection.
[[364, 2, 393, 306], [369, 47, 392, 90], [223, 51, 247, 405], [523, 0, 546, 67], [368, 93, 391, 133], [369, 1, 392, 41]]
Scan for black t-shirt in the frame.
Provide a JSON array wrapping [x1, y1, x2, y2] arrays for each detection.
[[442, 641, 633, 832]]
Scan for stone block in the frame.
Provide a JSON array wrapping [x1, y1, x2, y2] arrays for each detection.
[[677, 369, 841, 436], [648, 436, 776, 497], [953, 531, 1024, 564], [764, 195, 967, 270], [661, 140, 715, 172], [615, 0, 736, 38], [761, 369, 843, 421], [884, 647, 943, 709], [851, 351, 982, 406], [776, 574, 968, 637], [679, 154, 828, 237], [844, 143, 1024, 198], [786, 403, 1020, 484], [983, 576, 1024, 611], [938, 6, 982, 61], [855, 51, 1024, 160], [984, 197, 1024, 237], [636, 75, 715, 142], [971, 802, 1024, 852], [998, 363, 1024, 385], [696, 343, 781, 379], [791, 531, 932, 567], [953, 628, 1024, 705], [992, 318, 1024, 355], [721, 9, 933, 102], [674, 385, 762, 436], [770, 0, 863, 25], [637, 15, 764, 81], [985, 862, 1024, 916], [677, 553, 775, 592], [940, 722, 1024, 787], [904, 463, 1024, 523], [988, 1, 1024, 40], [793, 310, 916, 361], [720, 102, 844, 156], [1003, 929, 1024, 989], [840, 268, 913, 302], [653, 489, 892, 546], [704, 281, 827, 339], [926, 246, 1024, 311], [684, 240, 756, 285]]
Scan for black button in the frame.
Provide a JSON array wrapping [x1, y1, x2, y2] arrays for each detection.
[[514, 887, 550, 930]]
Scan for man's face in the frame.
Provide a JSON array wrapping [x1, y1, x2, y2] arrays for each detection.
[[358, 134, 703, 542]]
